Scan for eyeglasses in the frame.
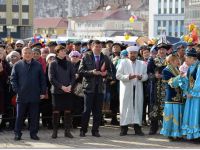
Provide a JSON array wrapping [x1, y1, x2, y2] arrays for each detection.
[[11, 55, 18, 59], [71, 56, 79, 58]]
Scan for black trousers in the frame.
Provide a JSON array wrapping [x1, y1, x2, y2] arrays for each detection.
[[110, 82, 119, 115], [81, 87, 103, 133], [15, 102, 39, 136]]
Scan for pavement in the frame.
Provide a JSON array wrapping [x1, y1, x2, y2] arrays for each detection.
[[0, 120, 200, 149]]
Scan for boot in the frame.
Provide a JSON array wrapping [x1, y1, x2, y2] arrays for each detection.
[[149, 119, 158, 135], [64, 112, 74, 138], [52, 113, 59, 139], [134, 124, 144, 136], [111, 115, 119, 125], [120, 125, 128, 136]]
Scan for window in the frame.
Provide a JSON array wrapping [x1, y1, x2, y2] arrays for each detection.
[[22, 13, 28, 19], [12, 0, 19, 5], [12, 19, 19, 25], [164, 8, 167, 14], [22, 5, 29, 12], [175, 20, 178, 32], [169, 20, 172, 32], [175, 32, 178, 37], [170, 8, 172, 14], [158, 20, 161, 27], [12, 5, 19, 12], [163, 21, 166, 27], [0, 0, 6, 4], [0, 12, 6, 18], [22, 0, 29, 5], [181, 8, 184, 14], [157, 30, 161, 36], [175, 8, 178, 14], [0, 18, 6, 24], [158, 8, 161, 14]]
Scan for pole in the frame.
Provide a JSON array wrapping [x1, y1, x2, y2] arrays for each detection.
[[67, 0, 73, 37]]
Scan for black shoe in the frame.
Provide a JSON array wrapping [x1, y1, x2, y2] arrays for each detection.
[[14, 135, 21, 141], [149, 129, 157, 135], [111, 118, 120, 126], [30, 135, 40, 140], [135, 131, 145, 136], [120, 131, 127, 136], [80, 131, 86, 137], [92, 132, 101, 137], [52, 130, 58, 139], [65, 130, 74, 138]]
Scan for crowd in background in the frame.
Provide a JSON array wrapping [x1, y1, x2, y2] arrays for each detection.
[[1, 37, 200, 142]]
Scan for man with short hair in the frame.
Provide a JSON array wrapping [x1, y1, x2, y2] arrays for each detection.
[[78, 40, 111, 137], [73, 41, 81, 52], [11, 47, 46, 141], [47, 42, 57, 53]]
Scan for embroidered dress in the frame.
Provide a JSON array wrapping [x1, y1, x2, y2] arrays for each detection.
[[148, 57, 167, 121], [170, 61, 200, 139], [160, 65, 184, 138]]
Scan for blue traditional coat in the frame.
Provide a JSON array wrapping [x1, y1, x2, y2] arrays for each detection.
[[170, 60, 200, 139], [160, 65, 184, 138]]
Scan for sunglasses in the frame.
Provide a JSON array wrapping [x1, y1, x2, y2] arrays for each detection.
[[11, 55, 19, 59], [71, 56, 79, 58]]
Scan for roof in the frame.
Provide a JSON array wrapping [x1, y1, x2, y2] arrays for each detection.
[[74, 9, 144, 22], [34, 17, 68, 29]]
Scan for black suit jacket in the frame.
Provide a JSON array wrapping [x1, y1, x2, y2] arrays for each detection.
[[78, 51, 111, 94]]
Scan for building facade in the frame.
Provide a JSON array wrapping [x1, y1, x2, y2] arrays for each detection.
[[34, 17, 68, 37], [0, 0, 34, 39], [70, 9, 147, 39], [185, 0, 200, 33], [149, 0, 185, 38]]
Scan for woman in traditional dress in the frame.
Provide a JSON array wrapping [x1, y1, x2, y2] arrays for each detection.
[[147, 43, 168, 135], [160, 54, 184, 141], [170, 48, 200, 141]]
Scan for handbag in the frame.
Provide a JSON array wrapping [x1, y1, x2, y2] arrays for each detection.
[[73, 82, 84, 97]]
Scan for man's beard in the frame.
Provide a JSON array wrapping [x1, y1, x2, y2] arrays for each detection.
[[130, 57, 136, 62]]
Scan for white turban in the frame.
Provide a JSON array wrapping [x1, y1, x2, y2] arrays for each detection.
[[126, 46, 139, 52]]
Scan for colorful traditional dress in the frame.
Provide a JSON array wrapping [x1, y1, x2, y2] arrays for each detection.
[[170, 60, 200, 139], [160, 65, 184, 138], [147, 56, 167, 122]]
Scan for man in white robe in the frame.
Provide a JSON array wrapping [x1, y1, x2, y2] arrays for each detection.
[[116, 45, 148, 136]]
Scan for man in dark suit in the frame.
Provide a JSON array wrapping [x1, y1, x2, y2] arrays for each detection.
[[78, 40, 111, 137], [11, 47, 46, 141]]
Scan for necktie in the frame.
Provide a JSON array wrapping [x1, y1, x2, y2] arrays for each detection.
[[95, 56, 100, 70]]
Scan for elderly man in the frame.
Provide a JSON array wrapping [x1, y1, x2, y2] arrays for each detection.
[[11, 47, 46, 141], [116, 45, 148, 136]]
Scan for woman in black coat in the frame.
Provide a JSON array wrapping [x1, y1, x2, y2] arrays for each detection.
[[48, 45, 75, 139]]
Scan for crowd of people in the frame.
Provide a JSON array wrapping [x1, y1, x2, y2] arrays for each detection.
[[0, 37, 200, 143]]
